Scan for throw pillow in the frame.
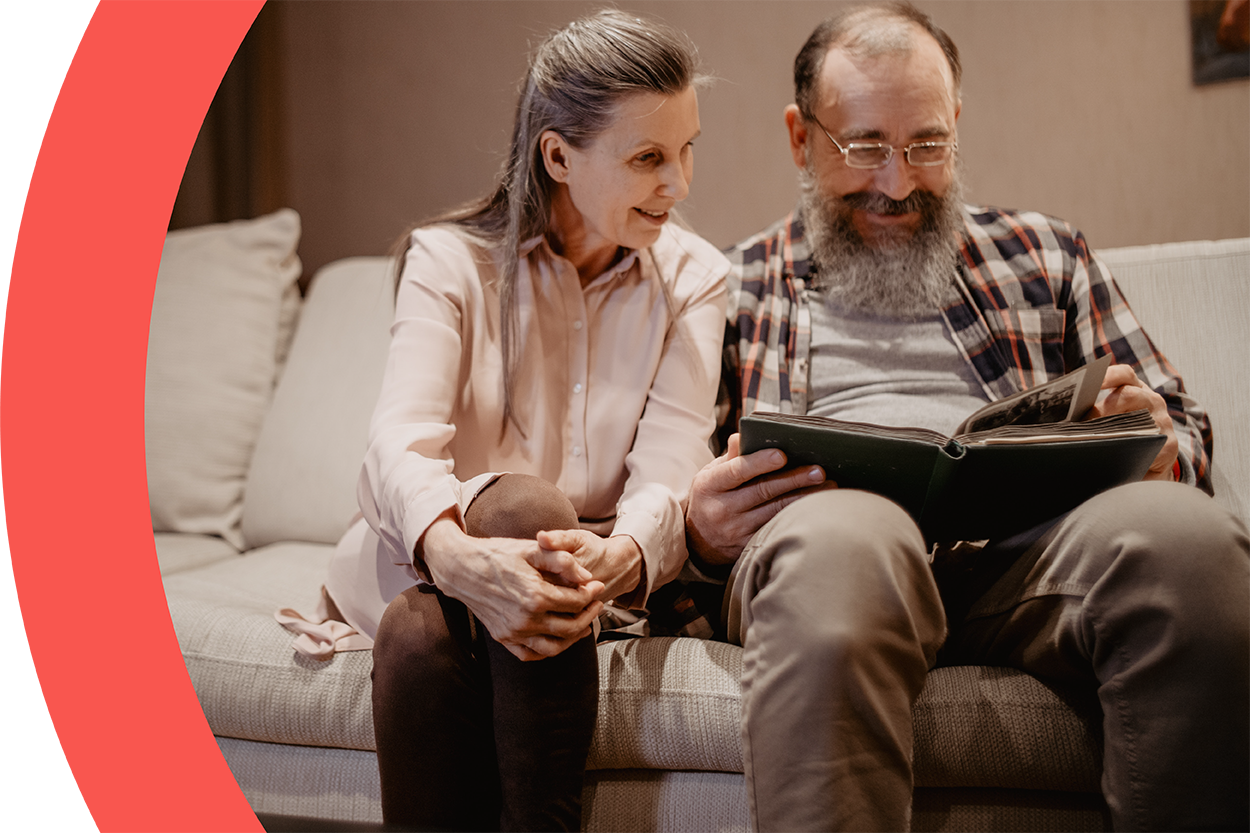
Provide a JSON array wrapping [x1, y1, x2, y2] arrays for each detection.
[[146, 208, 302, 548]]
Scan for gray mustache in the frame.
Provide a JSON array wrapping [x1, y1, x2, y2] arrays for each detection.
[[841, 190, 942, 216]]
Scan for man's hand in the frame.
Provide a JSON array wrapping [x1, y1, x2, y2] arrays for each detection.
[[1085, 364, 1179, 481], [686, 433, 831, 566], [421, 515, 605, 661]]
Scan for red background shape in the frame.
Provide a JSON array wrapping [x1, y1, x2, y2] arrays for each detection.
[[3, 3, 268, 825]]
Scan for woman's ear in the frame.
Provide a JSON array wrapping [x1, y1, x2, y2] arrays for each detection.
[[539, 130, 572, 183]]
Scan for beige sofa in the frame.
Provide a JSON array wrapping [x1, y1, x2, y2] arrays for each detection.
[[153, 209, 1249, 831]]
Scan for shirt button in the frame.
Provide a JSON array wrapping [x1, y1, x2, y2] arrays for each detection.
[[573, 383, 583, 394], [572, 446, 583, 457], [573, 320, 583, 331]]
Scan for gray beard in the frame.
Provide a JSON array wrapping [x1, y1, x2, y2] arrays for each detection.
[[799, 164, 966, 320]]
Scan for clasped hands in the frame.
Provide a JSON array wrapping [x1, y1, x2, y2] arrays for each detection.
[[421, 513, 642, 661]]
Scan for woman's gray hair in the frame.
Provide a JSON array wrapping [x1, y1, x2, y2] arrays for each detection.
[[397, 9, 704, 436]]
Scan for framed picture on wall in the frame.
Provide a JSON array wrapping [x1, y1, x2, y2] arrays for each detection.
[[1191, 0, 1250, 85]]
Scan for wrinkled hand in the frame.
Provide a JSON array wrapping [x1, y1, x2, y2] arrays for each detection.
[[1085, 364, 1178, 481], [421, 515, 604, 661], [537, 529, 643, 603], [686, 433, 831, 566]]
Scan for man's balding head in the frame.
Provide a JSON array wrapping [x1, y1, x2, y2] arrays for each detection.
[[794, 2, 961, 121], [786, 3, 967, 319]]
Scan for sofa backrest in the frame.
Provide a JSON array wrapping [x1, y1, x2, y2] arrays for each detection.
[[1098, 238, 1249, 529], [240, 256, 395, 548]]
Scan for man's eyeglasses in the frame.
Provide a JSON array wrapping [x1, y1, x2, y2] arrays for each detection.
[[809, 114, 957, 170]]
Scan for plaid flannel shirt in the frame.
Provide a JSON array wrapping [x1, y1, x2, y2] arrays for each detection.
[[721, 204, 1211, 487], [641, 204, 1213, 640]]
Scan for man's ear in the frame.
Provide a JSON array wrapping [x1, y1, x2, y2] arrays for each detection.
[[783, 104, 808, 170], [539, 130, 572, 183]]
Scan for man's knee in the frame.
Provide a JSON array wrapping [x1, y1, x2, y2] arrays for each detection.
[[1062, 482, 1249, 649], [753, 488, 929, 580], [735, 489, 943, 655], [464, 473, 578, 539], [1077, 481, 1248, 580]]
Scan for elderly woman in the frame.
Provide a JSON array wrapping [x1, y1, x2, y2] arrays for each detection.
[[312, 11, 727, 831]]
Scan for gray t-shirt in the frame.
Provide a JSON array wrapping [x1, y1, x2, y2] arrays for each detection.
[[806, 290, 989, 436]]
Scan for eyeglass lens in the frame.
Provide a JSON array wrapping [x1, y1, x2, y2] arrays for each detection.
[[905, 144, 952, 166], [845, 143, 953, 169]]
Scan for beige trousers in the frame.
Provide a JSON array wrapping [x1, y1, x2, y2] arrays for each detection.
[[724, 482, 1249, 832]]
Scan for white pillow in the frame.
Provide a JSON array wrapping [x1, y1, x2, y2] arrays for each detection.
[[146, 209, 302, 549]]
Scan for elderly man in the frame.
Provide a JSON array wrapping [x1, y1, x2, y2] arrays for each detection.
[[670, 3, 1249, 830]]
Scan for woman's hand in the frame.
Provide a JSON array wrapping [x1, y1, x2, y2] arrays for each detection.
[[420, 514, 605, 661], [536, 529, 643, 604]]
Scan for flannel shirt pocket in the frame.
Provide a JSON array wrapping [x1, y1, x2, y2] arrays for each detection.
[[984, 307, 1067, 389]]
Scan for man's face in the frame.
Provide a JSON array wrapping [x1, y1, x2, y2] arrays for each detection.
[[788, 34, 961, 250]]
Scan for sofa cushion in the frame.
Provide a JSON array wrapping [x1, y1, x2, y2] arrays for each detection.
[[590, 638, 1102, 793], [146, 209, 303, 549], [242, 257, 395, 548], [590, 636, 744, 772], [912, 665, 1102, 792], [154, 532, 239, 576], [1097, 238, 1250, 528], [165, 542, 375, 751], [167, 538, 1101, 793]]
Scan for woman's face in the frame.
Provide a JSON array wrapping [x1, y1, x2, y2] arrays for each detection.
[[555, 86, 700, 256]]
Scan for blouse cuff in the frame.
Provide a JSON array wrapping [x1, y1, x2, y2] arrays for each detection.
[[400, 486, 460, 573], [611, 509, 680, 609], [400, 471, 509, 581]]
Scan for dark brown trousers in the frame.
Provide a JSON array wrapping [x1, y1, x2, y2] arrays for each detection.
[[370, 475, 599, 831]]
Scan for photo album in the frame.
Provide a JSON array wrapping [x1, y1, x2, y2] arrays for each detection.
[[739, 354, 1166, 542]]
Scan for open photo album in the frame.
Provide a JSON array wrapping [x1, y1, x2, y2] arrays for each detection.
[[739, 354, 1167, 542]]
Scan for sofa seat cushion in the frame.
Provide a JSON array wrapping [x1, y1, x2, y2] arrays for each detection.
[[165, 543, 375, 751], [912, 665, 1102, 792], [590, 637, 743, 772], [155, 532, 240, 576], [589, 637, 1102, 793], [167, 551, 1100, 793]]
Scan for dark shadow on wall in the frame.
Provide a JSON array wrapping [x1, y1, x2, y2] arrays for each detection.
[[170, 2, 287, 234]]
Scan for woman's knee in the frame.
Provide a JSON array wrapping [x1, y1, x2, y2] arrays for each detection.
[[464, 473, 578, 539], [373, 586, 467, 682]]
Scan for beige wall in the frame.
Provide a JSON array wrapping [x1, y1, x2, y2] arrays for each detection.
[[279, 0, 1249, 279]]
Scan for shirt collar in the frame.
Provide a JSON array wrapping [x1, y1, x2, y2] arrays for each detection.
[[521, 235, 641, 282], [787, 205, 815, 285]]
